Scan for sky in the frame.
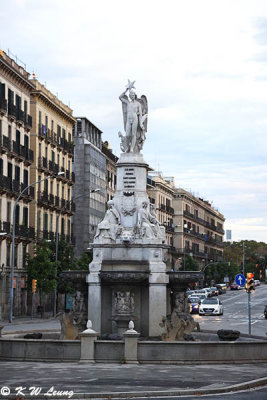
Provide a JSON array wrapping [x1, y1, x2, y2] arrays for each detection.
[[1, 0, 267, 242]]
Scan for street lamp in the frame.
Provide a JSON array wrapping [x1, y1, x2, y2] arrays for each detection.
[[9, 172, 64, 323], [53, 187, 100, 316]]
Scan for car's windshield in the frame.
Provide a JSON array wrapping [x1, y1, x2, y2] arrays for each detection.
[[189, 297, 199, 303], [202, 299, 218, 304], [198, 294, 206, 299]]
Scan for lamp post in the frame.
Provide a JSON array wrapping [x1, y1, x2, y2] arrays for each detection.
[[53, 187, 100, 316], [9, 172, 64, 323], [242, 241, 245, 276]]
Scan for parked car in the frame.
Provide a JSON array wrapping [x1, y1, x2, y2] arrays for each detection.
[[210, 287, 219, 296], [230, 283, 243, 290], [264, 305, 267, 319], [254, 280, 261, 287], [199, 298, 223, 316], [188, 296, 200, 314]]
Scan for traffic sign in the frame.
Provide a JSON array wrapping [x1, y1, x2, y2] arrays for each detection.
[[235, 273, 246, 286]]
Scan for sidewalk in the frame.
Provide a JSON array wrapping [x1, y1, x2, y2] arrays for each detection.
[[0, 317, 60, 335], [0, 361, 266, 399]]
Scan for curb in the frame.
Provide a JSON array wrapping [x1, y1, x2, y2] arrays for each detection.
[[7, 377, 267, 399]]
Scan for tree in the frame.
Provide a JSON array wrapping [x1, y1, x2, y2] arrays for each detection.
[[25, 242, 57, 311], [184, 255, 199, 271]]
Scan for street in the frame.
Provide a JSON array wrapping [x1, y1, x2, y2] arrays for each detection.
[[195, 284, 267, 337]]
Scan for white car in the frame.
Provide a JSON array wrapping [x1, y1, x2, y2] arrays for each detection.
[[199, 298, 223, 316]]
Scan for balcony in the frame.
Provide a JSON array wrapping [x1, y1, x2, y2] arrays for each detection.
[[0, 221, 34, 241], [16, 108, 25, 126], [183, 210, 225, 236], [0, 175, 13, 194], [0, 97, 7, 114], [0, 134, 11, 153], [55, 196, 60, 208], [8, 103, 16, 120], [38, 190, 49, 206], [12, 179, 20, 195], [20, 183, 34, 202], [24, 114, 32, 130], [48, 193, 55, 207], [49, 161, 59, 175]]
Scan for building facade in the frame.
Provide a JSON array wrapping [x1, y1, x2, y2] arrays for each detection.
[[172, 188, 225, 267], [29, 79, 75, 252], [0, 51, 34, 319], [73, 117, 106, 258], [146, 171, 175, 247], [102, 141, 118, 203]]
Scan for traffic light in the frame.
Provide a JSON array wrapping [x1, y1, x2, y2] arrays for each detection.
[[245, 273, 255, 292], [32, 279, 37, 293]]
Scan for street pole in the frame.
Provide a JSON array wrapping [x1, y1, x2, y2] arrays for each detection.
[[248, 291, 251, 335], [9, 173, 63, 323], [242, 241, 245, 276]]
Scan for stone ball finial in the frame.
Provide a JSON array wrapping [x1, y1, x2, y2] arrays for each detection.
[[87, 320, 92, 329], [129, 320, 134, 330]]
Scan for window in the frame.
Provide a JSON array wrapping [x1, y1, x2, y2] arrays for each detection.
[[51, 120, 54, 132], [39, 110, 42, 125], [23, 207, 28, 227], [51, 150, 55, 163], [50, 181, 53, 194], [23, 169, 28, 185], [45, 146, 48, 159], [61, 217, 65, 234], [62, 187, 64, 199], [23, 245, 27, 265], [37, 210, 41, 232], [7, 163, 13, 179], [0, 119, 1, 135], [15, 205, 20, 225], [8, 125, 11, 140], [49, 214, 53, 232], [14, 244, 18, 267], [39, 143, 41, 157], [43, 213, 48, 231], [24, 134, 29, 149], [6, 243, 11, 266], [15, 166, 20, 182], [16, 130, 20, 145], [57, 184, 59, 196], [24, 100, 27, 115], [7, 202, 11, 222], [0, 158, 3, 176], [45, 115, 48, 129]]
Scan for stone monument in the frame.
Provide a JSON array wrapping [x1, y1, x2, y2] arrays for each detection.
[[88, 80, 169, 337]]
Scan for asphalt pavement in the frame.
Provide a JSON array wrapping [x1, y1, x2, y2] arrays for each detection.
[[0, 308, 267, 398], [0, 361, 267, 399]]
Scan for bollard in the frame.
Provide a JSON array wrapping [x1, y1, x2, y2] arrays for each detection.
[[123, 321, 140, 364], [80, 320, 98, 363]]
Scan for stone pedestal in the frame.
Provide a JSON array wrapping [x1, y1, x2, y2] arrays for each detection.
[[80, 321, 98, 363], [88, 151, 169, 338], [123, 322, 140, 364]]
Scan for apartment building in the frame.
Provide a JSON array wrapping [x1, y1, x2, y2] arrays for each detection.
[[102, 141, 118, 202], [0, 51, 34, 319], [172, 188, 225, 267], [73, 117, 106, 258], [29, 79, 76, 250], [146, 171, 175, 246]]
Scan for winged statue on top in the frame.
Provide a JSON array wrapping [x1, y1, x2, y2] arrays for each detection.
[[118, 80, 148, 153]]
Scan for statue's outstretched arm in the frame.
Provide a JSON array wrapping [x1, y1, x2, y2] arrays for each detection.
[[119, 89, 129, 104]]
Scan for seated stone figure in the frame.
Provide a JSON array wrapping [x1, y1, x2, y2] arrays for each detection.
[[150, 203, 165, 240], [137, 201, 156, 239], [94, 200, 121, 241]]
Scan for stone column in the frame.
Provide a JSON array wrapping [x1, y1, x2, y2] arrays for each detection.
[[80, 321, 98, 363], [148, 270, 169, 337], [123, 321, 140, 364], [87, 262, 102, 333]]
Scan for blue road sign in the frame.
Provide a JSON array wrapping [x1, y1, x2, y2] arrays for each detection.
[[235, 273, 246, 286]]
